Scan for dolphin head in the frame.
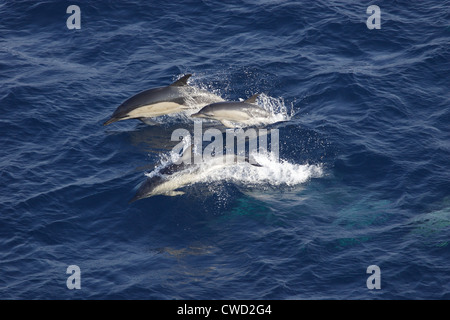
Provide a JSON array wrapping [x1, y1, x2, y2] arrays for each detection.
[[129, 175, 164, 203], [191, 101, 243, 120], [129, 145, 193, 203], [191, 104, 217, 119]]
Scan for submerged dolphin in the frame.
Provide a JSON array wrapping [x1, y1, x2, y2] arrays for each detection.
[[190, 94, 271, 128], [104, 74, 223, 126], [129, 145, 261, 202]]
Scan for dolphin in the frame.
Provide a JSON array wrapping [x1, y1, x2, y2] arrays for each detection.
[[129, 145, 261, 202], [104, 74, 223, 126], [190, 94, 271, 128]]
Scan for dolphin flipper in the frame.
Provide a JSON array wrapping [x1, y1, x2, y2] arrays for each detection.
[[165, 190, 185, 196], [139, 117, 159, 125], [220, 120, 236, 128]]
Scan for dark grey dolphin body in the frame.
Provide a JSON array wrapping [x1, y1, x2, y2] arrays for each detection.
[[190, 94, 271, 127], [104, 74, 223, 125]]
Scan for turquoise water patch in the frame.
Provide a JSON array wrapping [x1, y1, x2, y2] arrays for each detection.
[[410, 205, 450, 247]]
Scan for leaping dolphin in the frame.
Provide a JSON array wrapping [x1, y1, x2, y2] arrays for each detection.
[[104, 74, 223, 126], [190, 94, 271, 128], [129, 145, 261, 202]]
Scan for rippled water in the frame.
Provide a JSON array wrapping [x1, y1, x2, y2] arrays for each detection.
[[1, 0, 449, 299]]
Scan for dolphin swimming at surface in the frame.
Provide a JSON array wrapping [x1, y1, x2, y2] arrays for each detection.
[[104, 74, 223, 126], [129, 145, 261, 203], [190, 93, 271, 128]]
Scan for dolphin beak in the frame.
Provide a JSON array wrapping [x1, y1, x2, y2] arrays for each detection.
[[128, 193, 143, 204], [103, 117, 119, 126], [129, 184, 151, 204], [191, 112, 202, 118]]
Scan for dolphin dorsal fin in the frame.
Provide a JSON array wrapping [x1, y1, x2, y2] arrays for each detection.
[[246, 155, 263, 167], [170, 74, 192, 87], [179, 144, 193, 163], [244, 93, 260, 104]]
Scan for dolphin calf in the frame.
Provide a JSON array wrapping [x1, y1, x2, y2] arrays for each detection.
[[190, 94, 271, 128], [104, 74, 223, 126], [129, 145, 261, 202]]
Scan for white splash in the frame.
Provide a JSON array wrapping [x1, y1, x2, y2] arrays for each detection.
[[145, 151, 323, 196], [143, 77, 291, 127], [252, 93, 292, 126], [198, 152, 323, 187]]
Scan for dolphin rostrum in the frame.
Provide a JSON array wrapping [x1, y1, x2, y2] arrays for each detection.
[[190, 94, 271, 128], [104, 74, 223, 126], [129, 145, 261, 203]]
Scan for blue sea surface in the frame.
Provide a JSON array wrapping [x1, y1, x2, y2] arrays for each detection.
[[1, 0, 449, 299]]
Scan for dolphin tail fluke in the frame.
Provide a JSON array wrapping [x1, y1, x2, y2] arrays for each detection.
[[170, 74, 192, 87]]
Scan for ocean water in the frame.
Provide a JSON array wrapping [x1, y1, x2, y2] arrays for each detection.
[[1, 0, 449, 299]]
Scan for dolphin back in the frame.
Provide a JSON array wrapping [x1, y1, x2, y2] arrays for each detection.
[[119, 74, 193, 116], [113, 86, 188, 118], [104, 74, 194, 125]]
